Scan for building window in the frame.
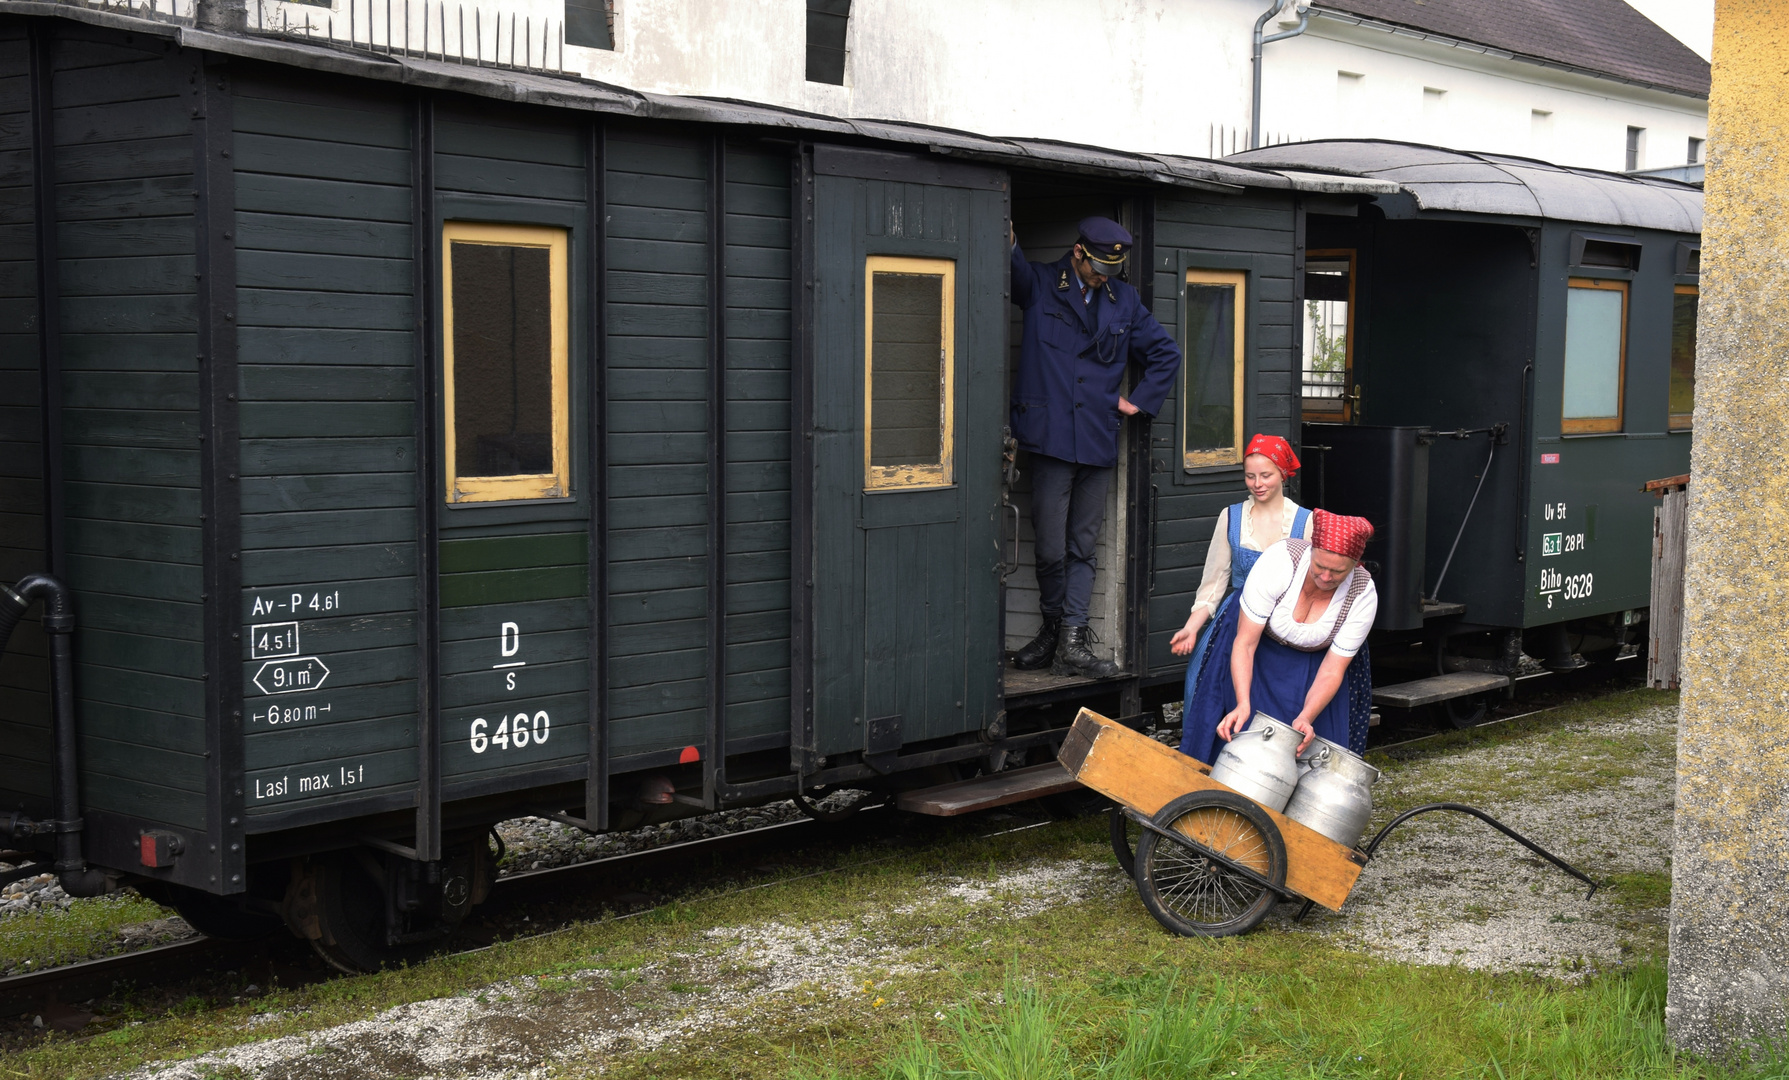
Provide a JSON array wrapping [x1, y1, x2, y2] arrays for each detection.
[[1303, 251, 1353, 420], [565, 0, 615, 49], [1626, 126, 1645, 171], [1562, 277, 1627, 435], [1183, 269, 1247, 469], [1670, 285, 1697, 431], [442, 222, 571, 503], [1687, 136, 1705, 165], [864, 256, 954, 491], [807, 0, 850, 85]]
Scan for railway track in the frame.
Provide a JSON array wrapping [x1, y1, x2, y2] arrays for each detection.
[[0, 804, 997, 1026], [0, 660, 1649, 1027]]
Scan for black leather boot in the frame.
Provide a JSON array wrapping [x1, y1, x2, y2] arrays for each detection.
[[1051, 624, 1121, 679], [1011, 616, 1060, 670]]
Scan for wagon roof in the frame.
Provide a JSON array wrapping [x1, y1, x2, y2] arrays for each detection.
[[4, 1, 1399, 199], [1228, 140, 1703, 234]]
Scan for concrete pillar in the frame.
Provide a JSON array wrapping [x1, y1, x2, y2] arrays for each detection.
[[1667, 0, 1789, 1057]]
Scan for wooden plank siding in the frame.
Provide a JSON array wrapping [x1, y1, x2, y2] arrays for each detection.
[[604, 126, 713, 761], [721, 142, 792, 748], [0, 26, 49, 813], [49, 32, 207, 830], [231, 72, 421, 818], [1145, 192, 1300, 683]]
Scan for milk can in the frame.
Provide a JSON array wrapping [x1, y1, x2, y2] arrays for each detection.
[[1284, 737, 1381, 847], [1208, 712, 1301, 812]]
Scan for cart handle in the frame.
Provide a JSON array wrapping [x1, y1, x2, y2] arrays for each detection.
[[1293, 801, 1600, 922]]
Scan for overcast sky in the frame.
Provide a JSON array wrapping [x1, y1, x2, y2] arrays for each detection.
[[1624, 0, 1713, 61]]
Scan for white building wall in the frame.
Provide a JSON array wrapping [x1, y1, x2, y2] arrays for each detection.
[[263, 0, 1707, 171], [1262, 18, 1709, 173], [560, 0, 1266, 158]]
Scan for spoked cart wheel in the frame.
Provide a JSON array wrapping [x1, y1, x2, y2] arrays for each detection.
[[1133, 790, 1288, 937]]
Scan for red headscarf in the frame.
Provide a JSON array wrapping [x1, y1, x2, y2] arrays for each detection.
[[1311, 509, 1374, 562], [1243, 434, 1299, 480]]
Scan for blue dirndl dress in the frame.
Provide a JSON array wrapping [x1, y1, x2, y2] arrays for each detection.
[[1179, 502, 1310, 711], [1179, 535, 1374, 765]]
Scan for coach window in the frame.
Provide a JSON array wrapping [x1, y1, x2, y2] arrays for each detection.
[[443, 222, 571, 503], [1183, 268, 1246, 469], [1562, 278, 1626, 435], [1670, 285, 1697, 431], [864, 256, 954, 491], [1302, 251, 1353, 421]]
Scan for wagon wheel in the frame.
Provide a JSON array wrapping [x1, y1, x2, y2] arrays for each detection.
[[1441, 692, 1490, 729], [308, 850, 452, 974], [1133, 791, 1287, 937], [1109, 805, 1138, 876]]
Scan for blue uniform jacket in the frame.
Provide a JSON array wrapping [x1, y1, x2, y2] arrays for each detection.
[[1009, 245, 1182, 468]]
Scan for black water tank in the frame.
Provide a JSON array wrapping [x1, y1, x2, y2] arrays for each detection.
[[1299, 424, 1429, 632]]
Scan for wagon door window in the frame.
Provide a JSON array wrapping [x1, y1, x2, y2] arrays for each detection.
[[1562, 278, 1626, 435], [864, 255, 954, 490], [1183, 269, 1246, 469], [1670, 285, 1697, 431], [1302, 252, 1353, 420], [442, 222, 570, 503]]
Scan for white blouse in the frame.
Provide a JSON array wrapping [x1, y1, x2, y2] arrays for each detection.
[[1238, 541, 1377, 658], [1191, 499, 1305, 617]]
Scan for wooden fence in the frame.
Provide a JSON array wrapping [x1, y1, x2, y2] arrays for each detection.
[[1647, 475, 1689, 689]]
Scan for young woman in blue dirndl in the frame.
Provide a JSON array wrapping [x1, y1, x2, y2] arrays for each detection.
[[1180, 510, 1378, 763], [1169, 435, 1309, 714]]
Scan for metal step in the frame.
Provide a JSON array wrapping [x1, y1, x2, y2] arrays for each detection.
[[1371, 671, 1510, 709], [894, 762, 1081, 817]]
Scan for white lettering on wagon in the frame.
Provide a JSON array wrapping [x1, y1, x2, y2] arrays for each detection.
[[493, 621, 526, 690], [251, 764, 368, 802], [250, 622, 300, 658], [249, 590, 342, 617], [253, 656, 331, 695]]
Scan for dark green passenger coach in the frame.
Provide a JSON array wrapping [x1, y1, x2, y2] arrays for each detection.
[[1233, 142, 1699, 690], [0, 7, 1408, 966]]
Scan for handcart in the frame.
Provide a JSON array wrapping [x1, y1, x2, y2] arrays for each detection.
[[1057, 708, 1599, 937]]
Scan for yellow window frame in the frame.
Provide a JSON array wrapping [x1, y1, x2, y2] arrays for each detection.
[[1183, 268, 1247, 470], [863, 255, 955, 492], [1669, 283, 1697, 432], [441, 221, 571, 504], [1562, 277, 1627, 436]]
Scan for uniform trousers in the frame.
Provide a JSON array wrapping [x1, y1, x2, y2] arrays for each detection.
[[1029, 454, 1112, 627]]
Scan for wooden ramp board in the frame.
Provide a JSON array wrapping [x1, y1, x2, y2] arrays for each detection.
[[1372, 671, 1510, 709], [1057, 709, 1366, 912], [894, 762, 1081, 816]]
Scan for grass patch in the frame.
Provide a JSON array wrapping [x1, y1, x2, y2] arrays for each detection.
[[1365, 689, 1676, 811], [0, 892, 173, 972], [784, 962, 1774, 1080], [1607, 871, 1674, 911]]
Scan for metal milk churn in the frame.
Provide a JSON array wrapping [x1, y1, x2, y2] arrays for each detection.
[[1284, 735, 1381, 847], [1209, 712, 1301, 812]]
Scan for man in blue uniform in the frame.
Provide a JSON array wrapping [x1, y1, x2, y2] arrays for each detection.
[[1010, 217, 1182, 678]]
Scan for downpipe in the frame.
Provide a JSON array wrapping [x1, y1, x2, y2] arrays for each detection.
[[0, 574, 110, 897], [1250, 0, 1310, 150]]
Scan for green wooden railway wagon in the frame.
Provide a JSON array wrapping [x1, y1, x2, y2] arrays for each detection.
[[1235, 142, 1700, 685], [0, 7, 1390, 966]]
